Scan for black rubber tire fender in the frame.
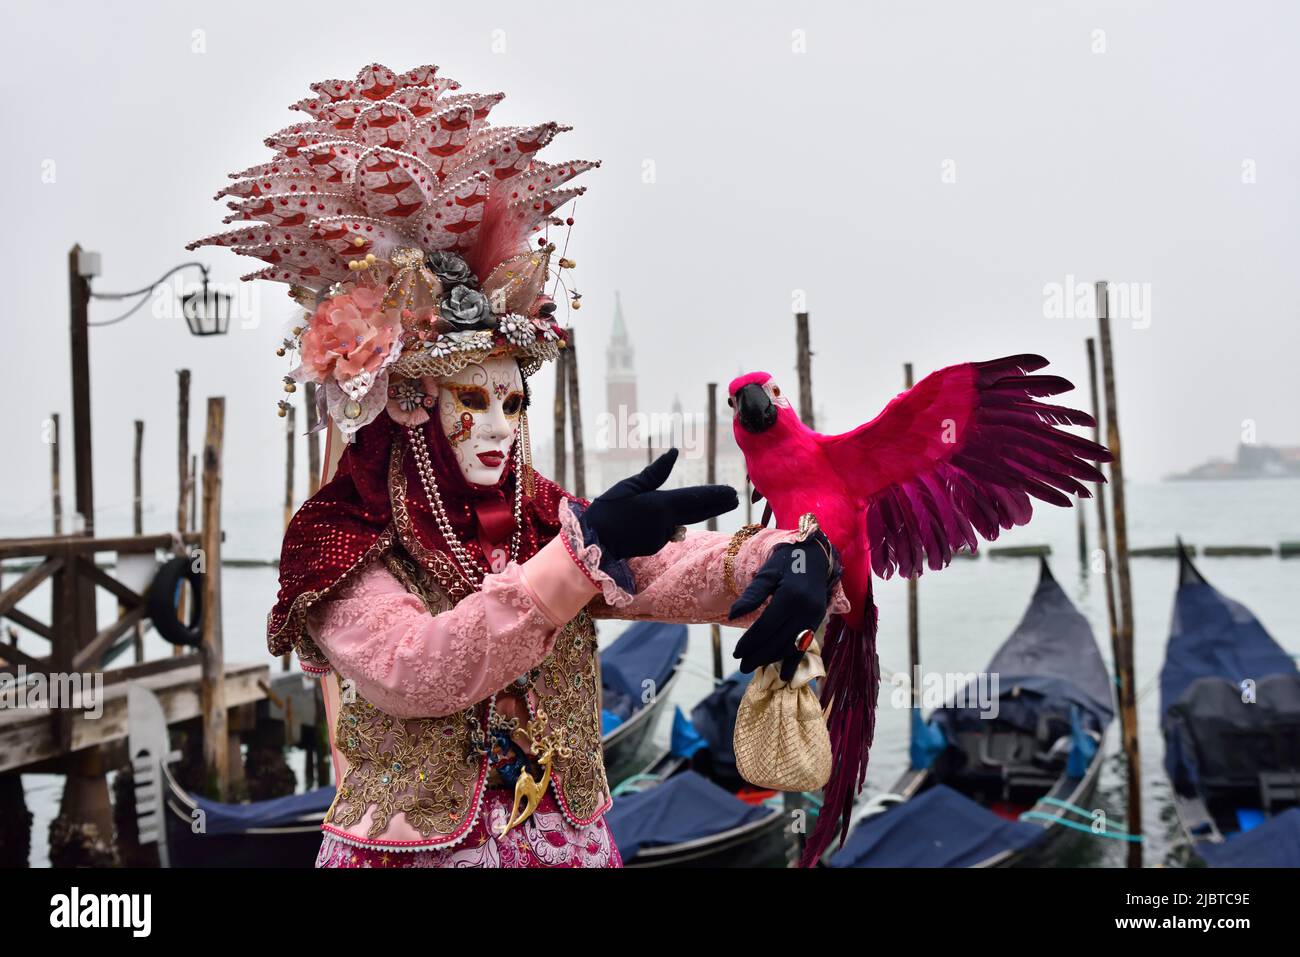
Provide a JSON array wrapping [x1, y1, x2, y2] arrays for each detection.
[[145, 555, 204, 648]]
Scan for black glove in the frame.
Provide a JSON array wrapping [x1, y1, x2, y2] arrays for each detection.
[[728, 529, 840, 681], [581, 448, 738, 561]]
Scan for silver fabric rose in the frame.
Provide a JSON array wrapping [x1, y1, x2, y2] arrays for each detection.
[[440, 285, 493, 328], [425, 251, 476, 288]]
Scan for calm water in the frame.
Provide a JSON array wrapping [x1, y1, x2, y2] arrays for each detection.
[[8, 479, 1299, 866]]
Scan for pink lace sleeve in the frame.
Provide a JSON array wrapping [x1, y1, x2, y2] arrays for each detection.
[[582, 520, 851, 626], [305, 536, 599, 719]]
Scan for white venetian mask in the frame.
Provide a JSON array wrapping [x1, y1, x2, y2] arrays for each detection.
[[436, 356, 525, 485]]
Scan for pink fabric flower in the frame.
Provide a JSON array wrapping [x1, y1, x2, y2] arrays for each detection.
[[385, 375, 438, 427], [300, 287, 399, 384]]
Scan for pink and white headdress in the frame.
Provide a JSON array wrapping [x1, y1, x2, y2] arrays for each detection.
[[188, 63, 597, 437]]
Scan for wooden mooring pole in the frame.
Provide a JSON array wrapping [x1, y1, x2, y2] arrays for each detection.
[[707, 382, 723, 681], [1096, 281, 1142, 867], [795, 312, 815, 429], [49, 413, 62, 535], [175, 370, 191, 658], [283, 404, 296, 532], [1076, 495, 1088, 571], [1087, 337, 1120, 659], [132, 419, 145, 663], [68, 245, 94, 537], [305, 381, 322, 496], [200, 397, 229, 799], [566, 329, 586, 499], [553, 344, 568, 488], [904, 364, 919, 713], [133, 421, 144, 535], [66, 245, 96, 651], [177, 370, 190, 534], [282, 404, 296, 671]]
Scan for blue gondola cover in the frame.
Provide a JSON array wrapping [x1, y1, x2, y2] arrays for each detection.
[[1196, 807, 1300, 868], [185, 786, 336, 836], [1066, 704, 1097, 779], [909, 709, 947, 771], [604, 770, 771, 860], [1160, 556, 1300, 794], [600, 621, 688, 721], [601, 709, 623, 735], [826, 784, 1045, 868], [932, 566, 1114, 743], [670, 706, 708, 758], [690, 671, 752, 777]]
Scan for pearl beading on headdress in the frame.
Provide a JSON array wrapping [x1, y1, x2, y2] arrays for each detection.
[[187, 62, 599, 298]]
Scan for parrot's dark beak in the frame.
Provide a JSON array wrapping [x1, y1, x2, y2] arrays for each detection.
[[735, 383, 777, 434]]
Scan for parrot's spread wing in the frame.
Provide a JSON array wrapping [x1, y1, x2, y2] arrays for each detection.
[[821, 354, 1111, 579]]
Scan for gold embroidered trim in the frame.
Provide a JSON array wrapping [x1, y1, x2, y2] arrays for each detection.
[[530, 610, 608, 822], [383, 547, 454, 616], [723, 524, 764, 597], [328, 696, 483, 840]]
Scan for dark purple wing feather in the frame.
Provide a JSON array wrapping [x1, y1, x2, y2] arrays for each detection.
[[827, 355, 1112, 580]]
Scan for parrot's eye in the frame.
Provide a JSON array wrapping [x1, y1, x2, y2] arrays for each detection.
[[772, 386, 781, 397], [727, 397, 735, 408]]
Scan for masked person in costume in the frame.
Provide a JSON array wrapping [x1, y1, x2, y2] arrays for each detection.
[[189, 63, 849, 868]]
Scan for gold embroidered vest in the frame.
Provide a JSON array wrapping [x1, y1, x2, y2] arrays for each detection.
[[324, 552, 610, 847]]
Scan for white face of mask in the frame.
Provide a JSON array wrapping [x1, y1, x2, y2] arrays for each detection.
[[437, 356, 525, 485]]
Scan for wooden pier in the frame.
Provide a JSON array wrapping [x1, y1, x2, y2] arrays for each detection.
[[0, 657, 267, 774], [0, 528, 274, 864]]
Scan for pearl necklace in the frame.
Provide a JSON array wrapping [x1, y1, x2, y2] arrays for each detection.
[[405, 425, 524, 587]]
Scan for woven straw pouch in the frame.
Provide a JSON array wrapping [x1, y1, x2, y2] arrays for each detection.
[[733, 641, 831, 792]]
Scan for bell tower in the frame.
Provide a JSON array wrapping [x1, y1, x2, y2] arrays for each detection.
[[605, 290, 637, 421]]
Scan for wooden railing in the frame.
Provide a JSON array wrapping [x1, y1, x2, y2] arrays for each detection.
[[0, 532, 201, 749]]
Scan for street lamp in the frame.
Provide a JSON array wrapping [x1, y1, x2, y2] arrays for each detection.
[[85, 256, 233, 334], [181, 278, 233, 337], [67, 244, 233, 538]]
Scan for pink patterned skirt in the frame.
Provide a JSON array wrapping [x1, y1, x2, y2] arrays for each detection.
[[315, 788, 623, 868]]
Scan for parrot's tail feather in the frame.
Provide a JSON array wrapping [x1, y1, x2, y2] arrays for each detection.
[[799, 593, 880, 867]]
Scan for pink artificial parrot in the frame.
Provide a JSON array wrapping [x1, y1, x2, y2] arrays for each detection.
[[727, 354, 1112, 865]]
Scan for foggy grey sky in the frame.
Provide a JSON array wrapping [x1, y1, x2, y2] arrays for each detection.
[[3, 0, 1298, 536]]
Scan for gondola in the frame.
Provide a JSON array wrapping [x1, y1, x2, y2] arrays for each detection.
[[161, 763, 334, 868], [604, 672, 792, 868], [154, 619, 687, 867], [1160, 543, 1300, 867], [828, 558, 1115, 868], [599, 621, 688, 784]]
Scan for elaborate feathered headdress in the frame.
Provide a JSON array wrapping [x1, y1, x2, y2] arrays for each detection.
[[189, 63, 597, 437]]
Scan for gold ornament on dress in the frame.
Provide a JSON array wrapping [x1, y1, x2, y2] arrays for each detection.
[[498, 706, 573, 836], [723, 523, 764, 597]]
